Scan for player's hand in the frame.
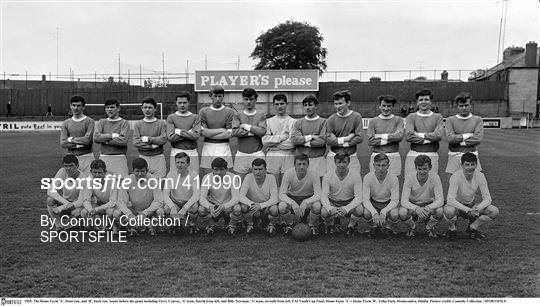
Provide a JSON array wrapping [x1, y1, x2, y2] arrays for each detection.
[[336, 207, 347, 217], [52, 207, 62, 214], [292, 205, 303, 218], [250, 203, 262, 213], [467, 208, 480, 218], [372, 213, 382, 226], [299, 201, 308, 214], [345, 133, 355, 141], [90, 196, 98, 205], [328, 207, 337, 216], [415, 207, 429, 221], [88, 208, 96, 216], [214, 204, 225, 217]]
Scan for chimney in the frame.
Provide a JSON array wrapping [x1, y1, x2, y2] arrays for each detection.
[[503, 46, 525, 64], [525, 41, 538, 67]]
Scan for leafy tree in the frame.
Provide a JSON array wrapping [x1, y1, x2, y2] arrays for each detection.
[[251, 20, 327, 74]]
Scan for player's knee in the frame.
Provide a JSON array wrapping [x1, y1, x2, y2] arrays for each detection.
[[72, 208, 82, 217], [321, 207, 330, 218], [163, 206, 171, 215], [80, 209, 89, 218], [268, 205, 279, 217], [188, 203, 199, 214], [433, 207, 444, 219], [240, 204, 250, 213], [232, 204, 242, 216], [388, 208, 400, 222], [46, 197, 55, 207], [112, 209, 122, 219], [105, 208, 114, 217], [311, 201, 322, 214], [278, 202, 289, 214], [443, 205, 457, 218], [156, 208, 165, 217], [485, 205, 499, 219], [398, 207, 409, 220], [363, 209, 373, 220], [351, 205, 363, 217], [198, 206, 209, 216]]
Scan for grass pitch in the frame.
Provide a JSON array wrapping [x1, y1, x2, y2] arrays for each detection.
[[0, 129, 539, 297]]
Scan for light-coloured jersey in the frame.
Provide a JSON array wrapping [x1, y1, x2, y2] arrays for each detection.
[[447, 169, 491, 207], [401, 172, 443, 208], [363, 172, 399, 206], [279, 168, 321, 202], [49, 168, 83, 202], [239, 173, 278, 209], [445, 114, 484, 153], [120, 174, 164, 212], [262, 115, 296, 151], [166, 170, 198, 203], [321, 170, 362, 212], [200, 172, 237, 205]]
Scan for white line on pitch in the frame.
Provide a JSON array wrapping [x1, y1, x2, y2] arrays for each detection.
[[526, 212, 540, 215]]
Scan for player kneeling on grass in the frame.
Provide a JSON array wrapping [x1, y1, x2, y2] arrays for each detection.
[[362, 153, 400, 238], [46, 155, 84, 231], [198, 158, 240, 235], [79, 159, 121, 233], [320, 153, 363, 236], [116, 158, 165, 236], [444, 152, 498, 240], [278, 153, 322, 236], [163, 152, 200, 235], [239, 158, 279, 235], [399, 155, 444, 238]]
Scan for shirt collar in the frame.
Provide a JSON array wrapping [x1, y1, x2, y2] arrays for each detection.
[[416, 111, 434, 117], [304, 115, 320, 121], [71, 115, 87, 122], [456, 113, 473, 120], [143, 117, 157, 123], [175, 111, 192, 117], [378, 114, 394, 120]]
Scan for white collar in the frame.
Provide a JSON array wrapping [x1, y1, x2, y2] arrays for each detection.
[[304, 115, 320, 121], [337, 110, 353, 118], [378, 114, 394, 120], [175, 111, 192, 117], [243, 109, 257, 116], [456, 114, 473, 120], [143, 117, 157, 123], [210, 105, 225, 111], [71, 115, 87, 122], [107, 117, 122, 122], [416, 111, 433, 117]]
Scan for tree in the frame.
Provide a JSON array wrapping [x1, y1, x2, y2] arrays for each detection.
[[251, 20, 327, 74]]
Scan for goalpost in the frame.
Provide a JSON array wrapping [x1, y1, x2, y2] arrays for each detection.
[[85, 103, 164, 120]]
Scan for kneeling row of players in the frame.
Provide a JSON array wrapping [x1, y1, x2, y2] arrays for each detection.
[[47, 152, 498, 240]]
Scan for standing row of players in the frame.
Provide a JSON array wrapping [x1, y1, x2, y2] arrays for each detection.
[[50, 86, 497, 239]]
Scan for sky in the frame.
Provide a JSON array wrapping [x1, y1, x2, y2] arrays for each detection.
[[1, 0, 538, 82]]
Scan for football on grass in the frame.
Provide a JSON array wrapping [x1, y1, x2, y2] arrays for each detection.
[[292, 223, 311, 242]]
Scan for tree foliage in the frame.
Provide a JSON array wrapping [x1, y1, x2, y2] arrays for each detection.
[[251, 21, 327, 74]]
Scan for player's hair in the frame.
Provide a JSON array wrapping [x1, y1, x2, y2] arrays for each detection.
[[242, 88, 258, 99], [90, 159, 107, 171], [70, 95, 86, 106], [174, 152, 190, 164], [141, 97, 157, 108], [414, 154, 432, 169], [252, 158, 267, 168], [302, 95, 319, 106], [272, 93, 288, 103], [455, 92, 472, 105], [332, 90, 352, 102], [63, 154, 79, 166], [104, 98, 120, 108], [415, 89, 433, 100], [132, 158, 148, 170], [377, 94, 397, 106], [211, 157, 228, 169], [209, 85, 225, 95], [373, 153, 389, 163], [294, 153, 309, 165], [334, 152, 350, 163], [175, 91, 191, 102], [461, 152, 478, 165]]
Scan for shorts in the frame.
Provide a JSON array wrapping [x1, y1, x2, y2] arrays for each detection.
[[446, 151, 482, 174], [370, 198, 391, 213], [370, 152, 402, 177], [308, 156, 327, 177], [100, 154, 129, 177], [234, 150, 265, 174], [266, 150, 294, 174], [329, 198, 354, 208], [200, 142, 233, 169], [404, 150, 439, 178], [76, 152, 95, 175], [139, 154, 167, 178], [326, 151, 361, 174], [170, 148, 199, 174]]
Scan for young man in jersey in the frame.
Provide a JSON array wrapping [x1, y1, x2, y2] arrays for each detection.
[[60, 95, 95, 175], [199, 85, 235, 178], [444, 153, 498, 240], [238, 158, 279, 235], [163, 152, 200, 235], [133, 97, 167, 178], [325, 90, 363, 174], [46, 155, 84, 231], [291, 95, 327, 180], [278, 153, 322, 236], [399, 155, 444, 238], [232, 88, 267, 180], [198, 158, 240, 235], [116, 158, 165, 236], [320, 153, 363, 236], [404, 89, 444, 178], [367, 94, 404, 178], [93, 98, 130, 177], [362, 153, 401, 238], [262, 93, 296, 187], [167, 91, 201, 175], [445, 92, 484, 177]]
